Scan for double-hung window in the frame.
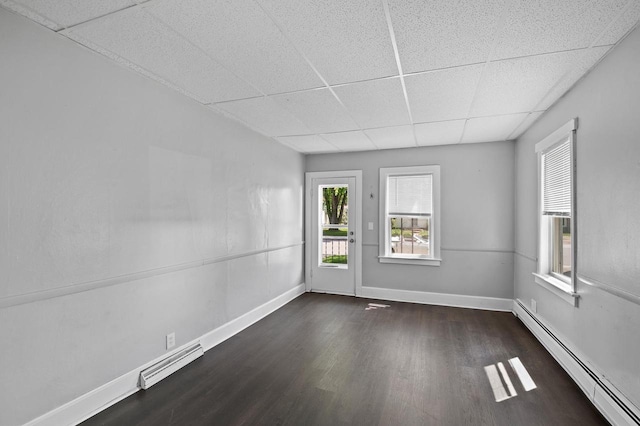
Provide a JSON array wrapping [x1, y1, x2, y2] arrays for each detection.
[[379, 165, 441, 266], [534, 119, 578, 305]]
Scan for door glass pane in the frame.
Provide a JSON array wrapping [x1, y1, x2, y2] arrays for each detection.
[[319, 185, 348, 267], [390, 216, 430, 256]]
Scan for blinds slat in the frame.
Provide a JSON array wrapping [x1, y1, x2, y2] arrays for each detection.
[[542, 140, 571, 215], [388, 174, 432, 215]]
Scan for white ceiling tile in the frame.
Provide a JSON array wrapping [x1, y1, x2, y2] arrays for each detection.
[[364, 125, 416, 149], [64, 7, 260, 103], [214, 97, 311, 137], [415, 120, 465, 146], [271, 89, 359, 134], [145, 0, 322, 95], [492, 0, 629, 61], [333, 78, 410, 128], [0, 0, 135, 30], [257, 0, 397, 85], [470, 50, 602, 117], [277, 135, 337, 153], [389, 0, 505, 74], [510, 111, 544, 139], [535, 47, 611, 110], [462, 113, 528, 144], [596, 1, 640, 45], [406, 65, 484, 123], [320, 131, 377, 152]]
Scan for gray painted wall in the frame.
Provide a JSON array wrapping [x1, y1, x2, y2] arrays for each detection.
[[0, 10, 304, 425], [306, 141, 515, 299], [514, 26, 640, 408]]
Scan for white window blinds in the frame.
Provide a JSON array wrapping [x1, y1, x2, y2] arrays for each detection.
[[388, 174, 432, 216], [542, 139, 571, 216]]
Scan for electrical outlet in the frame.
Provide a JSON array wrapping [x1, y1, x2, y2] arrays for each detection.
[[368, 222, 374, 231], [531, 299, 537, 313], [166, 332, 175, 350]]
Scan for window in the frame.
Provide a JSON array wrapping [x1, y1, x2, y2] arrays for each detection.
[[379, 165, 441, 266], [534, 119, 578, 305]]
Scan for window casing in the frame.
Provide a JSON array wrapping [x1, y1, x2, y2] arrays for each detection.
[[534, 119, 578, 306], [379, 165, 441, 266]]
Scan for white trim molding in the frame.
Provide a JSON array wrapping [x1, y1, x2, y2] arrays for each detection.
[[1, 242, 304, 309], [359, 286, 513, 311], [24, 284, 305, 426], [513, 299, 640, 426], [533, 273, 579, 306]]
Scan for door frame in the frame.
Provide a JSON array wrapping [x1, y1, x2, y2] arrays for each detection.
[[305, 170, 362, 297]]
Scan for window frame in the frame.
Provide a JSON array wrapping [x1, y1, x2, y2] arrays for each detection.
[[378, 165, 441, 266], [533, 119, 579, 306]]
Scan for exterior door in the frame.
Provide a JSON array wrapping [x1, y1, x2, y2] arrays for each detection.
[[306, 173, 359, 295]]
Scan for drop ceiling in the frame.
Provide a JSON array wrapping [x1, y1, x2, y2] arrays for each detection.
[[2, 0, 639, 154]]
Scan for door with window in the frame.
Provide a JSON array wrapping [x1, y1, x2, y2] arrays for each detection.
[[305, 172, 360, 295]]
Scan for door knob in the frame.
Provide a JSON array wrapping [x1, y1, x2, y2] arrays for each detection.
[[349, 239, 355, 243]]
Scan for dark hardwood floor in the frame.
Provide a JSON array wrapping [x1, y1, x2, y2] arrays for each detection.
[[82, 293, 608, 425]]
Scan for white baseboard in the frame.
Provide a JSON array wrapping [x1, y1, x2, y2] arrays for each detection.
[[513, 299, 640, 426], [359, 286, 513, 312], [25, 283, 306, 426], [199, 284, 305, 351]]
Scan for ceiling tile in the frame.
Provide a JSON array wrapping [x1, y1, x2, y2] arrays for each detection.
[[462, 113, 528, 144], [415, 120, 466, 146], [510, 111, 544, 139], [257, 0, 397, 85], [320, 131, 377, 151], [0, 0, 135, 30], [389, 0, 505, 74], [492, 0, 629, 61], [405, 65, 484, 123], [596, 1, 640, 45], [64, 7, 260, 103], [364, 125, 416, 150], [470, 50, 604, 117], [333, 78, 410, 128], [271, 89, 359, 134], [277, 135, 337, 153], [535, 47, 611, 110], [214, 97, 311, 137], [145, 0, 323, 95]]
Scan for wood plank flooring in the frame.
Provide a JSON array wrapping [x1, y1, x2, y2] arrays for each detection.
[[82, 293, 608, 425]]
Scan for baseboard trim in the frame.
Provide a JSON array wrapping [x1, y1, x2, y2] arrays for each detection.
[[199, 284, 305, 351], [25, 283, 306, 426], [359, 286, 513, 311], [513, 299, 640, 426]]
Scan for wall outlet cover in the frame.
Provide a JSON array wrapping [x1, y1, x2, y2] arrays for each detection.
[[166, 332, 176, 349]]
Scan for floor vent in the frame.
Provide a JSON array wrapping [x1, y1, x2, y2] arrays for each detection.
[[139, 343, 203, 390]]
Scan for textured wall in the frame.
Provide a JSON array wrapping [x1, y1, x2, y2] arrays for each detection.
[[306, 141, 515, 299], [0, 9, 304, 425], [514, 26, 640, 409]]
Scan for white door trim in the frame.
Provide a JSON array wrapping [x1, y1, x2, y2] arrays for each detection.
[[305, 170, 363, 297]]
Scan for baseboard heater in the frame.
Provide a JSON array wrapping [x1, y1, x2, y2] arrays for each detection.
[[139, 343, 203, 390], [515, 300, 640, 425]]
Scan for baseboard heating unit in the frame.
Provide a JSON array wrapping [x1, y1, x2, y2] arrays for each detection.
[[514, 300, 640, 426], [139, 343, 203, 390]]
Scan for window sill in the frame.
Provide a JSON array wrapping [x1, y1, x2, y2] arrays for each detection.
[[533, 273, 579, 306], [379, 255, 441, 266]]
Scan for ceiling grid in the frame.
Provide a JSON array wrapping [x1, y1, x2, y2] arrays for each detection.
[[2, 0, 639, 153]]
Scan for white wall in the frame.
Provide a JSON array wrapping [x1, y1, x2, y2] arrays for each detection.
[[0, 9, 304, 425], [514, 26, 640, 409], [306, 141, 515, 300]]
